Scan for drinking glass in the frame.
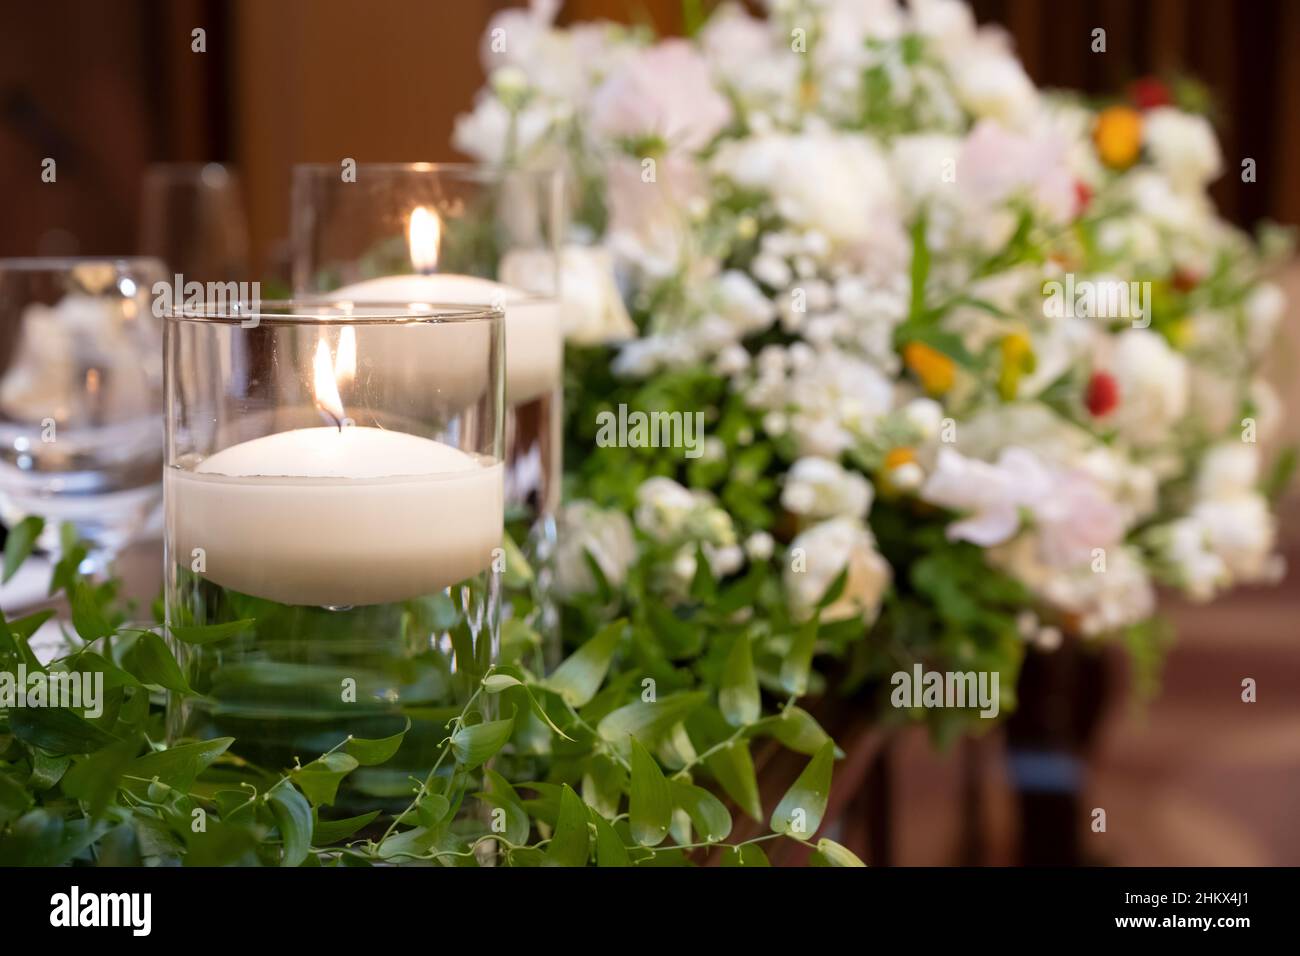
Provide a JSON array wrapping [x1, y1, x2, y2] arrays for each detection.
[[139, 162, 250, 282], [163, 299, 504, 821], [0, 257, 167, 571], [291, 163, 565, 668]]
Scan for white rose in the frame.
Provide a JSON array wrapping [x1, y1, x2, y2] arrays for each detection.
[[552, 501, 636, 599], [1196, 443, 1260, 501], [1191, 494, 1277, 583], [1143, 107, 1223, 193], [1107, 328, 1190, 447], [784, 517, 892, 623], [781, 456, 874, 520], [714, 131, 901, 247], [533, 245, 636, 346], [949, 39, 1039, 128]]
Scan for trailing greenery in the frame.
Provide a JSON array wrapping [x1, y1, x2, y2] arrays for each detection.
[[0, 517, 863, 867]]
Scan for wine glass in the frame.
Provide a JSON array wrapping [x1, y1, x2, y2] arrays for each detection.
[[0, 257, 168, 576]]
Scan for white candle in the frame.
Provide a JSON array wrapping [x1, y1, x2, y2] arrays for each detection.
[[334, 274, 562, 406], [167, 426, 502, 607]]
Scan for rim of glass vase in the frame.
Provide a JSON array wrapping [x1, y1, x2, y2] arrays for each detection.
[[165, 298, 505, 327], [0, 256, 167, 272], [290, 161, 564, 183]]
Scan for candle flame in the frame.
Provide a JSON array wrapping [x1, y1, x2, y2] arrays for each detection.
[[313, 337, 346, 429], [335, 325, 356, 387], [408, 205, 440, 274]]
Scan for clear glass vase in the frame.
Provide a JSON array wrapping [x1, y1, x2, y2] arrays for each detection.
[[291, 163, 565, 671], [163, 300, 504, 816]]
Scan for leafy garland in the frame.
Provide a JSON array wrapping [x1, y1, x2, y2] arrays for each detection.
[[0, 517, 863, 867]]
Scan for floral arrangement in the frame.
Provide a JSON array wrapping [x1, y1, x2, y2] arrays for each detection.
[[459, 0, 1293, 722]]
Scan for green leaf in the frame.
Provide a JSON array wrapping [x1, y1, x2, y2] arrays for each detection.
[[312, 810, 379, 844], [59, 737, 139, 817], [343, 720, 409, 766], [123, 631, 192, 694], [908, 209, 931, 321], [69, 581, 114, 642], [292, 752, 360, 806], [3, 515, 43, 583], [720, 842, 771, 867], [543, 618, 623, 707], [449, 715, 514, 770], [814, 837, 866, 866], [416, 792, 451, 827], [704, 738, 762, 822], [670, 781, 732, 844], [628, 737, 672, 847], [483, 673, 522, 693], [780, 618, 817, 697], [168, 619, 254, 645], [376, 826, 439, 861], [499, 532, 535, 588], [267, 783, 313, 866], [9, 707, 116, 754], [125, 737, 233, 793], [7, 608, 54, 643], [592, 809, 632, 867], [0, 773, 33, 826], [763, 705, 836, 756], [597, 690, 708, 751], [543, 784, 591, 867], [719, 633, 760, 727], [770, 740, 834, 837], [476, 769, 530, 846]]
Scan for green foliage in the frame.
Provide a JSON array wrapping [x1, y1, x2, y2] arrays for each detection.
[[0, 528, 855, 867]]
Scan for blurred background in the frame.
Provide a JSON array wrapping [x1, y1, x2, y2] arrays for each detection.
[[1, 0, 1297, 864]]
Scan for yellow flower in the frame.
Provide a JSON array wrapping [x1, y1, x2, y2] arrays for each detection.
[[1094, 106, 1143, 170], [884, 446, 916, 470], [903, 342, 955, 396], [997, 331, 1036, 401]]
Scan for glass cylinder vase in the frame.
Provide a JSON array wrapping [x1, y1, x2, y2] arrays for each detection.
[[163, 300, 504, 814], [291, 163, 565, 670]]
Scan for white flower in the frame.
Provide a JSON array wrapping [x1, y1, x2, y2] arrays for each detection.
[[714, 130, 902, 248], [1105, 328, 1190, 447], [452, 93, 555, 165], [782, 456, 874, 520], [501, 244, 636, 346], [744, 530, 775, 561], [1143, 107, 1223, 193], [922, 446, 1123, 566], [956, 119, 1078, 224], [784, 517, 892, 623], [552, 501, 636, 599], [634, 476, 702, 543], [558, 246, 637, 345], [1154, 517, 1229, 602], [1196, 443, 1260, 501], [1191, 494, 1278, 584], [901, 397, 945, 440], [948, 34, 1039, 128], [713, 270, 777, 337], [920, 447, 1050, 546], [590, 40, 732, 153], [1243, 283, 1285, 359]]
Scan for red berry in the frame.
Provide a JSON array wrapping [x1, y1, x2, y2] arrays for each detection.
[[1130, 77, 1172, 110], [1086, 371, 1120, 417], [1074, 180, 1093, 217], [1172, 268, 1200, 292]]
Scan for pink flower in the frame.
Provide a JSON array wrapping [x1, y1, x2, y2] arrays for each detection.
[[957, 119, 1077, 223], [589, 40, 732, 153]]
